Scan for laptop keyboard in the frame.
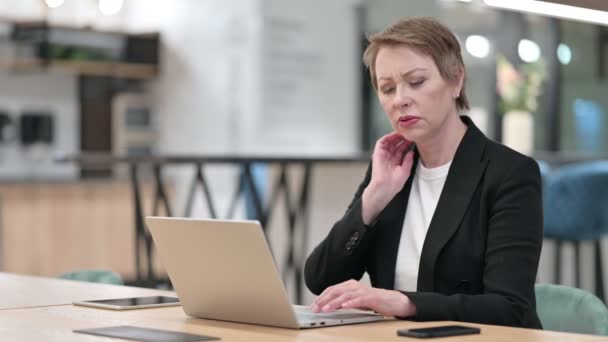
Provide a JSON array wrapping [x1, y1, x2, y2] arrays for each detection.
[[293, 305, 379, 320]]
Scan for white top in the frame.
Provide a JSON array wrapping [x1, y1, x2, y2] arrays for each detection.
[[394, 159, 451, 292]]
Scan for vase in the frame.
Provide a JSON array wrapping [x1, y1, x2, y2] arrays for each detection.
[[468, 107, 489, 136], [502, 110, 534, 156]]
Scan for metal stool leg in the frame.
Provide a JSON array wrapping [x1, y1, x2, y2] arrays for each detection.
[[574, 241, 581, 288], [555, 239, 562, 284], [595, 240, 605, 302]]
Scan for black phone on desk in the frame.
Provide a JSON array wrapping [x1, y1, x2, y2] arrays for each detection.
[[397, 325, 480, 338]]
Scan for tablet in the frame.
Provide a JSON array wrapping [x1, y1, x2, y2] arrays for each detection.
[[73, 296, 180, 310], [74, 325, 219, 341]]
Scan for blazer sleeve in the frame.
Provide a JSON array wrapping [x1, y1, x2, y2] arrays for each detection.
[[402, 157, 543, 327], [304, 163, 376, 295]]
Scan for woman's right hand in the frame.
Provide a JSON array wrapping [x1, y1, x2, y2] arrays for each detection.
[[362, 132, 414, 225]]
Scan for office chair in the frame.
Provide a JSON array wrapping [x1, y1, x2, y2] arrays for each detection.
[[543, 161, 608, 301], [535, 159, 551, 188], [536, 284, 608, 335]]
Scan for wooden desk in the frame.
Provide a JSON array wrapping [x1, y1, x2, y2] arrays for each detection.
[[0, 273, 174, 310], [0, 305, 606, 341], [0, 273, 605, 341]]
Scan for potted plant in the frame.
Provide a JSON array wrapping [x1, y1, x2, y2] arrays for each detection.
[[496, 54, 546, 155]]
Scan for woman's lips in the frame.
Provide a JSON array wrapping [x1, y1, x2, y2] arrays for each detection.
[[398, 116, 420, 127]]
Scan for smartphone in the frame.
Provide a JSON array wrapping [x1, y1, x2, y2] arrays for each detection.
[[397, 325, 480, 338], [73, 296, 180, 310]]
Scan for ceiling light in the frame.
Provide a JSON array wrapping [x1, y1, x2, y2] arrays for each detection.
[[484, 0, 608, 26], [518, 39, 541, 63], [45, 0, 64, 9], [99, 0, 124, 16], [557, 43, 572, 65], [465, 35, 491, 58]]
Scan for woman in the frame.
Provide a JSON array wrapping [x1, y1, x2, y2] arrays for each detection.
[[304, 17, 543, 328]]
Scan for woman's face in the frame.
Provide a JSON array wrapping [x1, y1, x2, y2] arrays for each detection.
[[375, 45, 462, 143]]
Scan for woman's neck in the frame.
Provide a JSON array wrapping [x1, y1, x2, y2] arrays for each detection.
[[417, 114, 468, 168]]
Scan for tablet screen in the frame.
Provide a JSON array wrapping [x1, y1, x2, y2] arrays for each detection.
[[74, 325, 219, 341], [82, 296, 179, 307]]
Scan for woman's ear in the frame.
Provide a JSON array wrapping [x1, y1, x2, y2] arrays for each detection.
[[454, 66, 465, 98]]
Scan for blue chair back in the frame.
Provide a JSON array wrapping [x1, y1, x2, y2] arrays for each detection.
[[536, 160, 551, 199], [544, 161, 608, 240], [536, 160, 551, 184]]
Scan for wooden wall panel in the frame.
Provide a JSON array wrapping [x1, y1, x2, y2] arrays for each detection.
[[0, 182, 167, 280]]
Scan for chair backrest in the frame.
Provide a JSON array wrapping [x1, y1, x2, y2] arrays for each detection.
[[543, 161, 608, 240], [536, 160, 551, 202], [536, 160, 551, 184], [535, 284, 608, 335], [58, 269, 124, 286]]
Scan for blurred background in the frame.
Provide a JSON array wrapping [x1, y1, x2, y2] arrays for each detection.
[[0, 0, 607, 306]]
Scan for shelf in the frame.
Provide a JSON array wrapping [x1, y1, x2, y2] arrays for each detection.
[[0, 58, 157, 80], [0, 19, 160, 80]]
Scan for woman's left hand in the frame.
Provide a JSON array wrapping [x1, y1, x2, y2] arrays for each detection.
[[310, 279, 416, 317]]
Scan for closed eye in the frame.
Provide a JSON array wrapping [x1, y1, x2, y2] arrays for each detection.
[[410, 79, 425, 87], [381, 87, 395, 95]]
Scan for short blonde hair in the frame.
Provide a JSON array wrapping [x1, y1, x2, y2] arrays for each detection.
[[363, 17, 469, 111]]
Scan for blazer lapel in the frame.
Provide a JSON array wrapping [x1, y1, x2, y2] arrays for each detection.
[[417, 116, 489, 291]]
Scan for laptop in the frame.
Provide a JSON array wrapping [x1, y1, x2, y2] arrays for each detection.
[[146, 217, 384, 329]]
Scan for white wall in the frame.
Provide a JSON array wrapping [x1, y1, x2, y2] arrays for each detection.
[[124, 0, 360, 156], [245, 0, 360, 155], [121, 0, 361, 210], [0, 0, 126, 28], [124, 0, 259, 156], [0, 72, 78, 181], [0, 0, 43, 20]]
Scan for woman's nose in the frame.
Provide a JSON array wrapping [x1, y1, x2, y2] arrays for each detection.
[[394, 84, 412, 108]]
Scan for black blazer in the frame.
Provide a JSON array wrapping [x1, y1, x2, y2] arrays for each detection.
[[304, 116, 543, 329]]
